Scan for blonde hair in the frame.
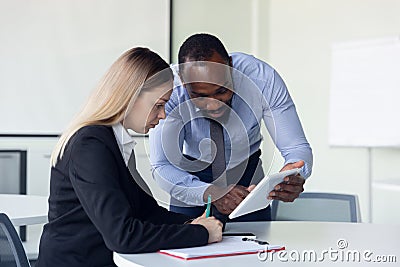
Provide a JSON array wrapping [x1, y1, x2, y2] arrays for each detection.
[[51, 47, 172, 166]]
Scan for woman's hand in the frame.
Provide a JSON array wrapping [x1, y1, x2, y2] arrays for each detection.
[[191, 213, 223, 243]]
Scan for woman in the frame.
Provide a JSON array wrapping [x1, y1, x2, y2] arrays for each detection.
[[36, 47, 222, 267]]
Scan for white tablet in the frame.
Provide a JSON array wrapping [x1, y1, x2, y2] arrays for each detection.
[[229, 168, 301, 219]]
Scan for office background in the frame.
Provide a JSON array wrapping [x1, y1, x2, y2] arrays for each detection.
[[1, 0, 399, 232], [171, 0, 400, 224]]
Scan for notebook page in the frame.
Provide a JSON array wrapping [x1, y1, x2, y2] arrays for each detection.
[[159, 236, 283, 259]]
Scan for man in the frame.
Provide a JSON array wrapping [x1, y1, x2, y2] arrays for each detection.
[[149, 33, 313, 221]]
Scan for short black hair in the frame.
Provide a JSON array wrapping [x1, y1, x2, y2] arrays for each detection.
[[178, 33, 229, 64]]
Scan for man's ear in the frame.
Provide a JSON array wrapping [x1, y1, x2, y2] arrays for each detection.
[[178, 68, 191, 92], [177, 66, 186, 85], [228, 56, 233, 77], [178, 72, 184, 84]]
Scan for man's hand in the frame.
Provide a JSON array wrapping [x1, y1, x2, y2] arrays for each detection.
[[268, 160, 305, 202], [203, 184, 255, 215]]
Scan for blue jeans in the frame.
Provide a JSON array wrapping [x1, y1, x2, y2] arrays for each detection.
[[170, 150, 271, 222]]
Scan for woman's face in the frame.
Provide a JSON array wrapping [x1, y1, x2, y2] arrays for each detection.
[[123, 81, 172, 134]]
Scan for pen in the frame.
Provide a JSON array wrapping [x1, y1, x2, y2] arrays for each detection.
[[242, 237, 269, 245], [205, 194, 212, 218]]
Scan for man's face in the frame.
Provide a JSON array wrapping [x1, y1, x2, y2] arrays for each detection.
[[181, 52, 233, 119]]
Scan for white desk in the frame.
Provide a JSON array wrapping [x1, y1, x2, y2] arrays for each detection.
[[114, 221, 400, 267], [0, 194, 48, 226], [0, 194, 48, 259]]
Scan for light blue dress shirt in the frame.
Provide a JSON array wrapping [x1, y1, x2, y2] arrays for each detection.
[[149, 52, 313, 206]]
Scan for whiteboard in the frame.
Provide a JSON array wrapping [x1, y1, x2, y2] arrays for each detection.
[[0, 0, 170, 134], [329, 36, 400, 147]]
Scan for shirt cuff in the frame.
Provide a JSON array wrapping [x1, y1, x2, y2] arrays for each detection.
[[171, 181, 210, 206], [283, 159, 311, 179]]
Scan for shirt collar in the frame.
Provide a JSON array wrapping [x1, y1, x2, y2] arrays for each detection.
[[112, 123, 136, 165]]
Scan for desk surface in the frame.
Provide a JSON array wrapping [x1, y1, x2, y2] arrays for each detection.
[[0, 194, 48, 226], [114, 221, 400, 267]]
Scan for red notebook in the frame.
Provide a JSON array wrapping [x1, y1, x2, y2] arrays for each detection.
[[159, 236, 285, 260]]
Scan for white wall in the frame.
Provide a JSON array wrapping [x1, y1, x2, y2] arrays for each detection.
[[0, 0, 170, 134], [172, 0, 267, 62], [172, 0, 400, 223], [265, 0, 400, 223]]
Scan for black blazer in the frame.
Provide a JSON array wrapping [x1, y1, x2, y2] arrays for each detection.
[[36, 125, 208, 267]]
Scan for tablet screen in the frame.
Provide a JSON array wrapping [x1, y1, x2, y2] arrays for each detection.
[[229, 168, 300, 219]]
